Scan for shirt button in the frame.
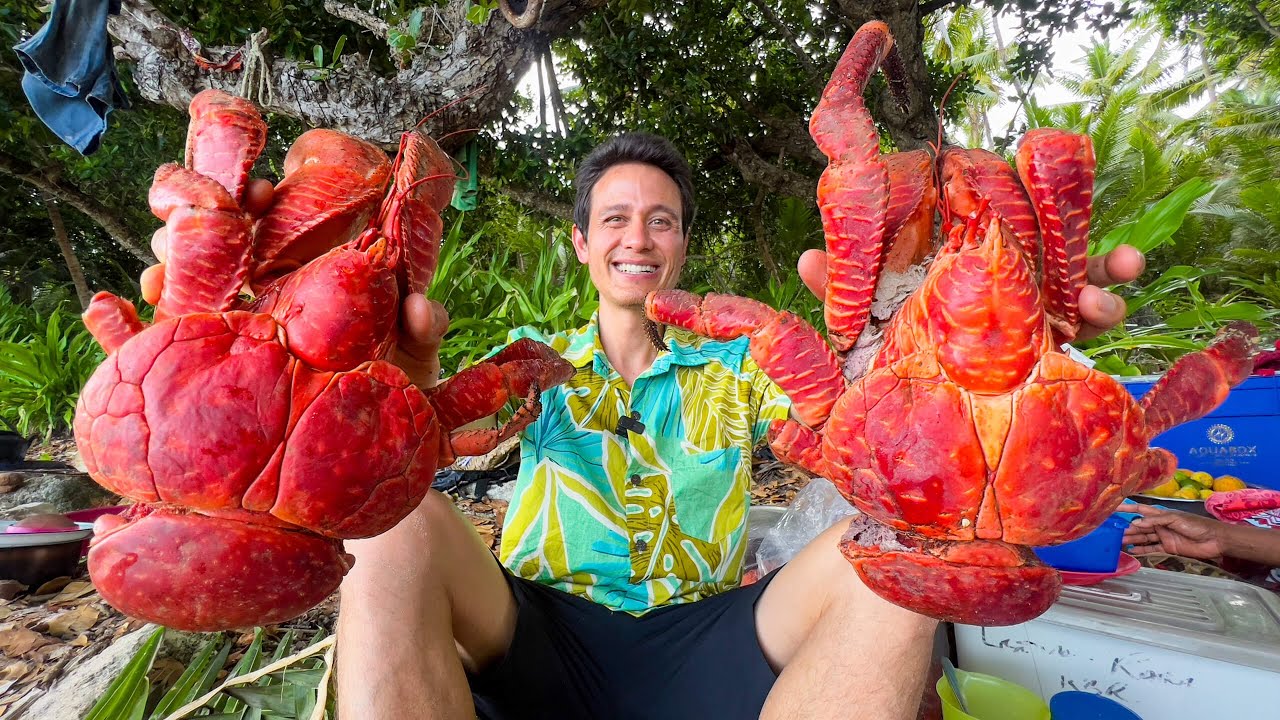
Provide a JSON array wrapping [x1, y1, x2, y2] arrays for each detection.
[[629, 474, 642, 487], [635, 539, 648, 552]]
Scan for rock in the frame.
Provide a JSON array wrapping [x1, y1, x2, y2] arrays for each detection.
[[18, 625, 158, 720], [0, 474, 118, 517], [0, 472, 25, 493]]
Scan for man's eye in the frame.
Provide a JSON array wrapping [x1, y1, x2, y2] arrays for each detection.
[[651, 218, 672, 228]]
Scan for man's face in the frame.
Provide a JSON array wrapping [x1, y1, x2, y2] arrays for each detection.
[[572, 162, 687, 312]]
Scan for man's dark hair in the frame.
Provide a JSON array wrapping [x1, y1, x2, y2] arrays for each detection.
[[573, 132, 696, 240]]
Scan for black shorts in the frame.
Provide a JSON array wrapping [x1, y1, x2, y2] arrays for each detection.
[[469, 569, 783, 720]]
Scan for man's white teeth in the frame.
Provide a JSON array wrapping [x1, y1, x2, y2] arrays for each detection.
[[616, 263, 657, 275]]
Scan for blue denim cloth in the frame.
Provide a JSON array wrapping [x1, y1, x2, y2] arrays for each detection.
[[13, 0, 129, 155]]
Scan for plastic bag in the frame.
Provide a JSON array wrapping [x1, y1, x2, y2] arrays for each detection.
[[755, 477, 859, 575]]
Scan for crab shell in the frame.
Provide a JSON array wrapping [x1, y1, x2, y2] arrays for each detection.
[[75, 90, 573, 631], [646, 22, 1258, 626]]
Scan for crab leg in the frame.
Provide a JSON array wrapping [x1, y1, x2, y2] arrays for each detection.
[[82, 292, 145, 354], [881, 150, 938, 272], [185, 90, 267, 204], [1015, 129, 1095, 341], [1138, 321, 1258, 438], [810, 20, 899, 351], [427, 338, 575, 458], [252, 130, 391, 286], [647, 290, 844, 428], [149, 165, 254, 320]]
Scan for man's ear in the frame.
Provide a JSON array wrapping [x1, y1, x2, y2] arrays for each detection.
[[571, 225, 589, 263]]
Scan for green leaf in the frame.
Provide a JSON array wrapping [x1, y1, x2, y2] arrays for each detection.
[[1165, 302, 1270, 329], [150, 635, 223, 717], [1093, 177, 1214, 255], [407, 7, 425, 38], [84, 627, 164, 720], [466, 3, 492, 25]]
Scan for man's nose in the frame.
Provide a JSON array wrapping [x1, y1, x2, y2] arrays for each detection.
[[621, 220, 653, 250]]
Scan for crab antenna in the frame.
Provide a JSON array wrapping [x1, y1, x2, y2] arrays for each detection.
[[414, 88, 488, 131]]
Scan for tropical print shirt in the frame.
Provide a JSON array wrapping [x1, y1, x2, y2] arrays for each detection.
[[496, 315, 791, 614]]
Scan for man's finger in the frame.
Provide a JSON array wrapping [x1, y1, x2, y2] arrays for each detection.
[[400, 293, 448, 349], [1075, 285, 1127, 341], [141, 264, 165, 306], [1086, 245, 1144, 287], [797, 249, 826, 300], [243, 178, 276, 217], [151, 227, 168, 264]]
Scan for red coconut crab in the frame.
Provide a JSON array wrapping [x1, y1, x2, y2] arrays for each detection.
[[646, 21, 1257, 625], [74, 90, 573, 631]]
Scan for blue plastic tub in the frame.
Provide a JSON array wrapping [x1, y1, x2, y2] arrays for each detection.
[[1049, 691, 1142, 719], [1033, 514, 1130, 573], [1118, 374, 1279, 491]]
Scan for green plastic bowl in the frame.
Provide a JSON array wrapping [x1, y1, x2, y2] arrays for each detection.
[[936, 669, 1050, 720]]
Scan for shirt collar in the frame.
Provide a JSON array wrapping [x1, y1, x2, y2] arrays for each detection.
[[570, 313, 743, 378]]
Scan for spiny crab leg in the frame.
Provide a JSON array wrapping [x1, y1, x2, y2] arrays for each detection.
[[646, 290, 844, 429], [881, 150, 939, 273], [427, 338, 575, 461], [1015, 128, 1096, 341], [82, 293, 145, 355], [810, 20, 902, 351], [1137, 321, 1259, 439]]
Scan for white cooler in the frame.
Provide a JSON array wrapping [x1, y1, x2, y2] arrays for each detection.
[[953, 568, 1280, 719]]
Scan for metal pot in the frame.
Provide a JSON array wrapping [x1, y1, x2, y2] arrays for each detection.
[[0, 523, 92, 587]]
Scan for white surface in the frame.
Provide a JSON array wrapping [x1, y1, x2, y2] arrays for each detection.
[[955, 569, 1280, 718]]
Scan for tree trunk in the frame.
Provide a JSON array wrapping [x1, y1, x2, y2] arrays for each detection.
[[110, 0, 607, 149], [0, 151, 154, 263], [43, 193, 94, 310]]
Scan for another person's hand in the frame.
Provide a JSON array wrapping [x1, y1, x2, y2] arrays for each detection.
[[139, 177, 447, 390], [795, 244, 1145, 341], [1119, 503, 1229, 563]]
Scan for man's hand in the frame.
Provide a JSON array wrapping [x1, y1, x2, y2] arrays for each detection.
[[138, 176, 448, 389], [1119, 503, 1229, 562], [795, 244, 1145, 341]]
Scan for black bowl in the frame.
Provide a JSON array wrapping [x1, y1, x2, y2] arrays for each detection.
[[0, 431, 31, 464]]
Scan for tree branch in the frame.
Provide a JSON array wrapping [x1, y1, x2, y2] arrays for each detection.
[[1244, 0, 1280, 40], [744, 0, 823, 89], [110, 0, 606, 147], [497, 185, 574, 220], [0, 151, 154, 263], [322, 0, 390, 38], [726, 139, 815, 199], [918, 0, 963, 16]]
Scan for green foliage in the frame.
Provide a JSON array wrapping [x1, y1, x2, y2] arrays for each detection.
[[90, 628, 334, 720], [0, 295, 103, 439], [1145, 0, 1280, 82], [85, 627, 165, 720], [428, 213, 597, 374]]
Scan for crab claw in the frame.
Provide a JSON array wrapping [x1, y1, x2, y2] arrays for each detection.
[[839, 515, 1061, 626]]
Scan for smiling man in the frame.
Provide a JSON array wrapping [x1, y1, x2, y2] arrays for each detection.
[[335, 132, 1146, 720]]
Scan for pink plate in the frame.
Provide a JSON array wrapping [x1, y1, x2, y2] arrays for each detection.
[[1058, 553, 1141, 586]]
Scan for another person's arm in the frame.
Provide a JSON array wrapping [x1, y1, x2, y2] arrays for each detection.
[[1120, 503, 1280, 566]]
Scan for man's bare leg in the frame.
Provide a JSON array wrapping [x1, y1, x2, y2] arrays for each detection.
[[336, 490, 517, 719], [757, 517, 938, 720]]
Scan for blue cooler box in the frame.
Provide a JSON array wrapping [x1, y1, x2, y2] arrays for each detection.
[[1034, 513, 1128, 573], [1119, 374, 1279, 490]]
